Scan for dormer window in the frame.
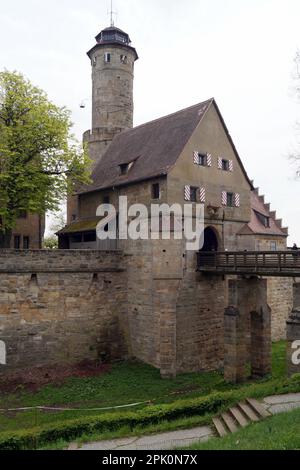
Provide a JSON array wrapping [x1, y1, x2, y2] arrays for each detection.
[[104, 52, 111, 63], [119, 161, 134, 176], [254, 210, 270, 228]]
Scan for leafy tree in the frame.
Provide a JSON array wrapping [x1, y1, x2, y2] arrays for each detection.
[[0, 71, 90, 247], [43, 209, 66, 250]]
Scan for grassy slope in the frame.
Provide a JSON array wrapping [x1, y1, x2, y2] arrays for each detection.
[[0, 341, 288, 435], [185, 407, 300, 450]]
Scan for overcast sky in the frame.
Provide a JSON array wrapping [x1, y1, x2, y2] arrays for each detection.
[[1, 0, 300, 243]]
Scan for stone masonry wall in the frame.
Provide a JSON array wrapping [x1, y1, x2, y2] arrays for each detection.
[[0, 250, 128, 373], [267, 277, 293, 342]]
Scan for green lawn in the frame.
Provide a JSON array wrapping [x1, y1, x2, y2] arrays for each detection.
[[185, 407, 300, 450], [0, 341, 288, 436]]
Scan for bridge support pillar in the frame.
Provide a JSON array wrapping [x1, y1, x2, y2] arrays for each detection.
[[224, 306, 246, 383], [286, 283, 300, 377], [251, 305, 271, 377], [224, 278, 271, 383]]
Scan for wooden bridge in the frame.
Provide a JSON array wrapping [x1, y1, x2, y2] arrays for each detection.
[[197, 251, 300, 277]]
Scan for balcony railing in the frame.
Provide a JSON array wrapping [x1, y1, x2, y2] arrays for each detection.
[[197, 251, 300, 277]]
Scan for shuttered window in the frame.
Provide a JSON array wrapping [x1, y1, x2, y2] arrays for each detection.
[[184, 186, 206, 203], [222, 191, 240, 207], [193, 152, 212, 167], [218, 158, 233, 172]]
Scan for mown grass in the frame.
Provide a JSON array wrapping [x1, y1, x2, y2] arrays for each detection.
[[0, 341, 289, 439], [184, 407, 300, 450]]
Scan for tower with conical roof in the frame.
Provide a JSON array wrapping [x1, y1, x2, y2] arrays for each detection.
[[83, 24, 139, 163]]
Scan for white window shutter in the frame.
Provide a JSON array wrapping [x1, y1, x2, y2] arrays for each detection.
[[193, 151, 199, 164], [184, 185, 191, 201], [221, 191, 227, 206], [199, 187, 206, 203], [207, 154, 212, 167], [218, 157, 223, 169], [229, 160, 234, 172], [235, 193, 240, 207]]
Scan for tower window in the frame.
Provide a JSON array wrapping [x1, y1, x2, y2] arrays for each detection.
[[152, 183, 160, 200], [104, 52, 111, 63], [103, 195, 110, 204], [120, 55, 128, 64]]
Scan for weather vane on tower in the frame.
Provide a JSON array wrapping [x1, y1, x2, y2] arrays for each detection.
[[109, 0, 117, 27]]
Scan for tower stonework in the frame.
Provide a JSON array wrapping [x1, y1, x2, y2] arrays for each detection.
[[67, 25, 138, 224], [84, 26, 138, 163]]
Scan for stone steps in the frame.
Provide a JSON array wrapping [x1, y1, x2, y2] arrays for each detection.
[[213, 398, 271, 437]]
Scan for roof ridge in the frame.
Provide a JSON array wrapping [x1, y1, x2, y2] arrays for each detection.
[[118, 98, 214, 136]]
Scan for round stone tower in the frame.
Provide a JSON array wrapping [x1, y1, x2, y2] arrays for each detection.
[[84, 25, 139, 163]]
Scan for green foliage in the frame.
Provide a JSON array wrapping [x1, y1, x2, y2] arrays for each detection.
[[0, 70, 90, 237], [0, 342, 297, 449], [0, 374, 299, 450], [43, 236, 58, 250]]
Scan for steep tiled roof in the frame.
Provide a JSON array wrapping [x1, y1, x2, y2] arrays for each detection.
[[79, 99, 214, 194], [79, 98, 253, 195]]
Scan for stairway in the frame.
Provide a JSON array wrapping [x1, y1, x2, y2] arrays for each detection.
[[213, 398, 271, 437]]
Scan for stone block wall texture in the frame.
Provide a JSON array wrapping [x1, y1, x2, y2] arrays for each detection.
[[0, 250, 129, 373], [267, 276, 293, 341], [225, 278, 271, 383]]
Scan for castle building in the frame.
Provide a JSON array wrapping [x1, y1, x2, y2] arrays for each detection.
[[60, 24, 287, 257], [1, 23, 294, 379], [56, 24, 291, 376]]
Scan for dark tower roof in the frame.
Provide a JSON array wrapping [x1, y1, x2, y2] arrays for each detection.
[[95, 26, 131, 45], [87, 25, 138, 60]]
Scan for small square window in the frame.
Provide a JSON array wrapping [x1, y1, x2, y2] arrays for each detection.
[[152, 183, 160, 200], [222, 159, 229, 171], [190, 187, 198, 202], [120, 55, 127, 64], [198, 154, 207, 166], [270, 241, 277, 251], [226, 192, 234, 207], [119, 161, 134, 175], [103, 195, 110, 204], [23, 236, 30, 250], [14, 235, 21, 249]]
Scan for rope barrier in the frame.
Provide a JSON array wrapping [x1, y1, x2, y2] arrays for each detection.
[[0, 400, 152, 413]]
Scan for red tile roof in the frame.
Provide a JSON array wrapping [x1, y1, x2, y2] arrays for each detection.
[[238, 191, 287, 237]]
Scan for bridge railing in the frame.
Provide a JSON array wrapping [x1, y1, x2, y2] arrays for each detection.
[[197, 251, 300, 276]]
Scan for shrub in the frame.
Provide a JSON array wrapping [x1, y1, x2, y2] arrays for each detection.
[[0, 374, 299, 450]]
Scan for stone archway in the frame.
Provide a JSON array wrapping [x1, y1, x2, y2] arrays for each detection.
[[200, 226, 219, 252]]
